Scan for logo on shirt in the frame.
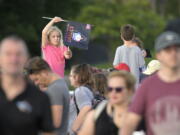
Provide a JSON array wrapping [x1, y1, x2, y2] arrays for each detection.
[[16, 101, 32, 113], [149, 96, 180, 135]]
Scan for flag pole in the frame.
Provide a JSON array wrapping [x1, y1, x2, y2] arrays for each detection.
[[42, 16, 68, 22]]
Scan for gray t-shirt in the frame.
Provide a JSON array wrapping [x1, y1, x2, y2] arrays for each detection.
[[46, 79, 70, 135], [68, 86, 94, 135], [113, 45, 145, 84]]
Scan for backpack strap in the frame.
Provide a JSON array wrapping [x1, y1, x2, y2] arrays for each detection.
[[74, 91, 80, 115], [74, 86, 93, 115], [94, 100, 108, 121], [83, 85, 94, 106]]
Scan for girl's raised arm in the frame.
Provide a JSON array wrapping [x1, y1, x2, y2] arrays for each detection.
[[41, 17, 62, 47]]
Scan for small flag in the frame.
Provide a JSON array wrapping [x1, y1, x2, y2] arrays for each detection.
[[64, 21, 92, 49]]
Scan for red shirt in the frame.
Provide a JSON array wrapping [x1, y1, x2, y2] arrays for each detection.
[[130, 73, 180, 135]]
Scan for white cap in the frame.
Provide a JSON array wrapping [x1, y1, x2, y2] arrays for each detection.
[[143, 60, 161, 75]]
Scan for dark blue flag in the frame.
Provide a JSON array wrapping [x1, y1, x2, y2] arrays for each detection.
[[64, 21, 92, 49]]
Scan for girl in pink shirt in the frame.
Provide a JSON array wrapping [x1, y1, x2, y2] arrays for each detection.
[[42, 17, 72, 78]]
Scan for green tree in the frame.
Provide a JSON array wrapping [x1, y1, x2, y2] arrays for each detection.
[[149, 0, 180, 17], [0, 0, 85, 56], [77, 0, 165, 55]]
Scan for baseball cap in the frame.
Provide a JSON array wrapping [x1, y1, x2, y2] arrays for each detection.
[[114, 63, 130, 72], [155, 31, 180, 52], [143, 60, 161, 75]]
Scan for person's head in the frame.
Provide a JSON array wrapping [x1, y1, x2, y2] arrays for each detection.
[[143, 60, 161, 75], [132, 37, 144, 49], [92, 73, 107, 96], [90, 66, 103, 74], [132, 37, 147, 57], [47, 26, 64, 46], [155, 31, 180, 70], [120, 24, 135, 41], [107, 71, 136, 105], [25, 57, 52, 90], [0, 35, 29, 76], [69, 64, 92, 88]]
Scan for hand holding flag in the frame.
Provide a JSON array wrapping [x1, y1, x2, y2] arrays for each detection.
[[52, 16, 63, 23], [64, 46, 72, 59]]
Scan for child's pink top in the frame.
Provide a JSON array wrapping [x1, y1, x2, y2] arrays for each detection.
[[42, 45, 68, 78]]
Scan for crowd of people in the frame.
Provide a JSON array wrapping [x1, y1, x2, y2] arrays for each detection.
[[0, 16, 179, 135]]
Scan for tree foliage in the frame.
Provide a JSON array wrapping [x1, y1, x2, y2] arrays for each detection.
[[0, 0, 179, 61], [0, 0, 83, 56], [77, 0, 166, 53]]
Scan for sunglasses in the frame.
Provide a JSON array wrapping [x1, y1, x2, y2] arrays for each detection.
[[107, 87, 125, 93]]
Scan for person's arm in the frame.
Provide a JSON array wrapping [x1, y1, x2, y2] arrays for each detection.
[[113, 47, 121, 67], [142, 49, 147, 58], [72, 105, 92, 133], [46, 84, 68, 128], [40, 94, 54, 134], [64, 47, 72, 59], [78, 111, 95, 135], [42, 16, 63, 47], [138, 49, 145, 69], [120, 80, 148, 135], [51, 105, 63, 128], [120, 112, 142, 135], [72, 87, 93, 133]]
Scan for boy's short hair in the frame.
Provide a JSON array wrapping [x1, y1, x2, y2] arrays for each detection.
[[25, 57, 51, 75], [121, 24, 135, 41]]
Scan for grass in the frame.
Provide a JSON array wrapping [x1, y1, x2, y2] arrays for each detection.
[[91, 57, 155, 70], [65, 50, 156, 76], [65, 57, 155, 76], [65, 57, 155, 91], [92, 63, 112, 69]]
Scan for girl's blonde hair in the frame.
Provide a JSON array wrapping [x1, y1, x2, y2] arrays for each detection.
[[47, 26, 64, 46]]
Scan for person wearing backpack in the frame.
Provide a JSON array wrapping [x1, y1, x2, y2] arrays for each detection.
[[91, 73, 107, 108], [68, 64, 94, 135], [78, 71, 136, 135]]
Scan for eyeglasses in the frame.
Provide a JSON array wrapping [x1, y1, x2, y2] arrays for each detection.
[[107, 86, 125, 93]]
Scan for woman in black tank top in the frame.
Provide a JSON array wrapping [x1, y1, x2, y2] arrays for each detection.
[[78, 71, 136, 135], [95, 104, 118, 135]]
